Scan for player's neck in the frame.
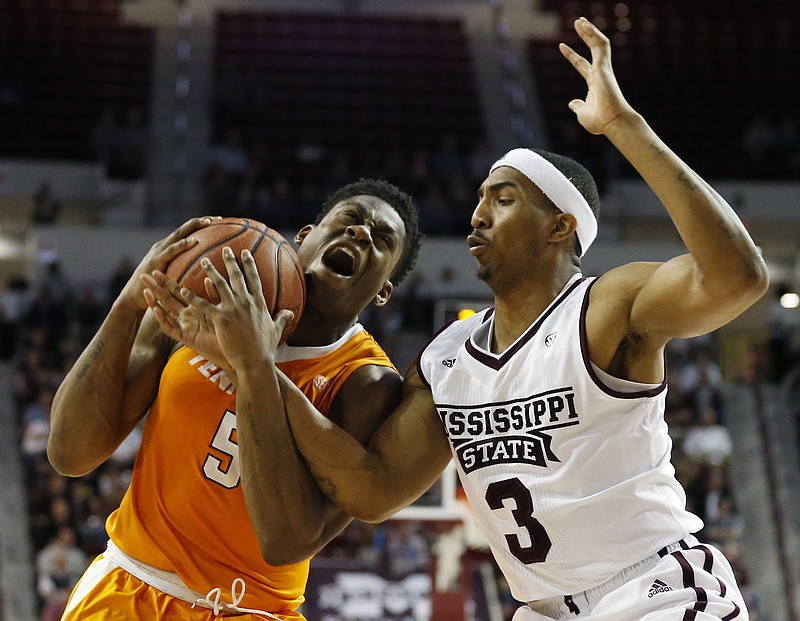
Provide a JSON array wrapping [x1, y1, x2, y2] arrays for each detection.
[[491, 265, 579, 353], [285, 308, 357, 347]]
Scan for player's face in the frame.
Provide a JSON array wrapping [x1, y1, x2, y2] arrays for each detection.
[[469, 167, 559, 288], [295, 195, 407, 315]]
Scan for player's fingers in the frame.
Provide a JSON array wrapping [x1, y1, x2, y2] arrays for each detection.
[[180, 283, 213, 311], [142, 274, 187, 317], [151, 270, 187, 299], [574, 17, 610, 64], [156, 216, 221, 263], [240, 249, 265, 303], [273, 310, 295, 337], [143, 289, 179, 331], [559, 42, 591, 81], [173, 216, 221, 239], [221, 246, 249, 298], [203, 277, 222, 304], [198, 257, 235, 304]]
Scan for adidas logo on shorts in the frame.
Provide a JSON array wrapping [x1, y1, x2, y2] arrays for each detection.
[[648, 579, 673, 598]]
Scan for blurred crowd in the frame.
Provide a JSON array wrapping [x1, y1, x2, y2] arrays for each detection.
[[199, 128, 499, 238]]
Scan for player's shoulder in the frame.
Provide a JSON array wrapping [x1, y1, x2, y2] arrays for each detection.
[[341, 362, 402, 394]]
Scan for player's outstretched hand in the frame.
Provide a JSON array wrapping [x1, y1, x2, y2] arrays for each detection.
[[558, 16, 635, 136]]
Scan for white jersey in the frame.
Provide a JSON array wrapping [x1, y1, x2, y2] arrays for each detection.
[[418, 274, 703, 602]]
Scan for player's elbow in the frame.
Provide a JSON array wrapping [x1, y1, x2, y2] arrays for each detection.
[[346, 502, 397, 525], [731, 253, 770, 305], [257, 530, 322, 566], [46, 441, 95, 478], [260, 544, 310, 567]]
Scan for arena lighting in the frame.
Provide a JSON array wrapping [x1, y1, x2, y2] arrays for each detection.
[[780, 292, 800, 309]]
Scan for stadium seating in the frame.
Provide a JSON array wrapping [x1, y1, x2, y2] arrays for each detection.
[[212, 11, 483, 166], [0, 0, 154, 159], [529, 0, 800, 179]]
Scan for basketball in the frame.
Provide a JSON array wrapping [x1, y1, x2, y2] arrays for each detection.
[[165, 218, 306, 341]]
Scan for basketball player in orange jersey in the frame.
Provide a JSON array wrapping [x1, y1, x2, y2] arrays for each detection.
[[47, 178, 421, 619], [198, 18, 768, 621]]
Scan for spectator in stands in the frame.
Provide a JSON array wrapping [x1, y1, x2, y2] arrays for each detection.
[[36, 526, 88, 620], [431, 134, 467, 179], [201, 162, 241, 218], [767, 282, 799, 383], [265, 176, 298, 230], [682, 407, 734, 467], [20, 406, 51, 479], [773, 115, 800, 174], [37, 259, 73, 313], [467, 136, 498, 188], [31, 180, 63, 225], [680, 348, 726, 422], [207, 128, 249, 179], [417, 185, 455, 234], [90, 107, 121, 174], [114, 106, 149, 180], [679, 347, 723, 394], [384, 521, 431, 578], [72, 286, 105, 348], [107, 257, 135, 307], [741, 113, 778, 176], [0, 274, 32, 360], [703, 495, 745, 547]]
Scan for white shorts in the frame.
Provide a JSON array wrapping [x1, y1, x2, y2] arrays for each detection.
[[513, 538, 748, 621]]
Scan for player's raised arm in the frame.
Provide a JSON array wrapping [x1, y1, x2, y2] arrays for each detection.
[[286, 363, 453, 524], [560, 17, 768, 342], [48, 218, 214, 476]]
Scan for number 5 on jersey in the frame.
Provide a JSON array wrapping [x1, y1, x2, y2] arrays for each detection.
[[203, 410, 241, 489]]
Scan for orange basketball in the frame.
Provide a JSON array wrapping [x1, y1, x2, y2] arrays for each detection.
[[165, 218, 305, 342]]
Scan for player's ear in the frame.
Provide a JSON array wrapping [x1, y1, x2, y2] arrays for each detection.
[[550, 213, 577, 244], [294, 225, 314, 245], [372, 281, 394, 307]]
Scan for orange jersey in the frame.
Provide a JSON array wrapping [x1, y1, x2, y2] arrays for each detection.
[[105, 325, 394, 615]]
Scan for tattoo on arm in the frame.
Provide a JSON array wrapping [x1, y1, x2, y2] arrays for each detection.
[[76, 340, 105, 379], [677, 170, 697, 191], [717, 216, 744, 241], [244, 400, 265, 447]]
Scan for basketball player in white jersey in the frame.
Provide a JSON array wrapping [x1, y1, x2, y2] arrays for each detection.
[[183, 16, 767, 621]]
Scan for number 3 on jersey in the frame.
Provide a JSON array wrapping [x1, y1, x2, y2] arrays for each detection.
[[485, 477, 551, 564], [203, 410, 240, 489]]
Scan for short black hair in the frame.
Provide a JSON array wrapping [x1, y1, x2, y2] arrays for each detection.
[[318, 178, 422, 285], [532, 148, 601, 258]]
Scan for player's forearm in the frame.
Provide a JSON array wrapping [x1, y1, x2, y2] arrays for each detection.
[[284, 397, 418, 523], [48, 300, 146, 476], [235, 362, 345, 565], [606, 112, 768, 297]]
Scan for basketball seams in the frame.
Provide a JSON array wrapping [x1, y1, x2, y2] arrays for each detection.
[[269, 241, 283, 316], [176, 223, 255, 283]]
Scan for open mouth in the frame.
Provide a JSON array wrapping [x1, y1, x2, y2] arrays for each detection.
[[322, 246, 356, 276]]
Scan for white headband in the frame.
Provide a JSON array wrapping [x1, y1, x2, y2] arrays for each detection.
[[489, 148, 597, 257]]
